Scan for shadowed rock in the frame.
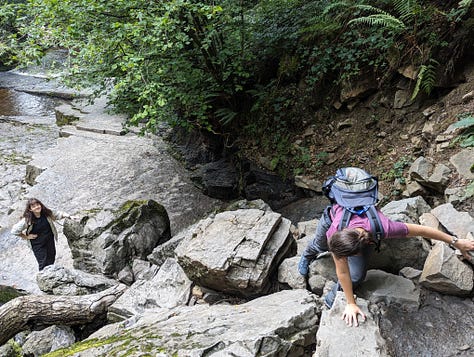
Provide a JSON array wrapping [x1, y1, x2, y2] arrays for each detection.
[[63, 200, 170, 281]]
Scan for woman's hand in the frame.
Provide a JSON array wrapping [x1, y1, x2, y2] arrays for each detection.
[[455, 239, 474, 260], [342, 303, 366, 327], [26, 234, 37, 240]]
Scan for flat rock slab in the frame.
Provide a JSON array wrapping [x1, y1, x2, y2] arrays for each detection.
[[1, 90, 223, 294]]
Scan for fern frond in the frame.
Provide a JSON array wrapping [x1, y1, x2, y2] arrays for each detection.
[[420, 62, 438, 94], [393, 0, 419, 22], [349, 14, 406, 31], [411, 65, 426, 100], [354, 4, 393, 16], [322, 1, 353, 17], [452, 116, 474, 129], [411, 59, 438, 100], [459, 0, 473, 9]]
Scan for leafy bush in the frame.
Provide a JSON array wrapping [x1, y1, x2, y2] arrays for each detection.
[[1, 0, 473, 176], [452, 114, 474, 148]]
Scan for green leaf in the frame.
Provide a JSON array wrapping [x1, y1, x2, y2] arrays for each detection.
[[452, 116, 474, 129]]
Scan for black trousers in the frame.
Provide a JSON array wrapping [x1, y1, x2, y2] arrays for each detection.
[[31, 237, 56, 270]]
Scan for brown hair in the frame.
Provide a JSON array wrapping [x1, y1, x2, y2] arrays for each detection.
[[328, 228, 372, 259], [22, 198, 53, 225]]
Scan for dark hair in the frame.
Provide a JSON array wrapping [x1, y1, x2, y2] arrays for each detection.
[[22, 198, 53, 225], [328, 228, 371, 259]]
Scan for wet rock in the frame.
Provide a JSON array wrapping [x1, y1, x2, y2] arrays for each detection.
[[243, 166, 305, 209], [190, 159, 239, 200], [175, 209, 295, 297]]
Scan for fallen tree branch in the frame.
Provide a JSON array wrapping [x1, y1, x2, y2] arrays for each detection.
[[0, 284, 127, 345]]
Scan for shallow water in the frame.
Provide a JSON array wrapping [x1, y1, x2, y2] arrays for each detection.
[[0, 87, 58, 117]]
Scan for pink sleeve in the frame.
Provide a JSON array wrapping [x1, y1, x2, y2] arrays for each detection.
[[383, 218, 409, 238]]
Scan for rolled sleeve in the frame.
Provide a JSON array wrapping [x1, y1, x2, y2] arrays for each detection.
[[11, 219, 27, 236]]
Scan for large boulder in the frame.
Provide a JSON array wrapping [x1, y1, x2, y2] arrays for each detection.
[[419, 242, 473, 295], [370, 197, 432, 272], [175, 209, 296, 297], [68, 289, 319, 356], [63, 200, 171, 280]]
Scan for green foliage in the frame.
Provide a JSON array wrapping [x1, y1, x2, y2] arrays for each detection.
[[452, 114, 474, 147], [466, 181, 474, 197], [6, 0, 258, 133], [1, 0, 473, 177], [380, 156, 411, 184], [348, 5, 406, 31], [449, 0, 473, 21], [411, 58, 439, 100]]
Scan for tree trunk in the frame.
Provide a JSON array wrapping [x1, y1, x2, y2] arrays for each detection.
[[0, 284, 127, 346]]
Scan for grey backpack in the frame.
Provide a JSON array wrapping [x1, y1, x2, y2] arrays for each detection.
[[322, 167, 384, 251]]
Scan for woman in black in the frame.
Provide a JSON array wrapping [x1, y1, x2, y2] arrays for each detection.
[[11, 198, 72, 270]]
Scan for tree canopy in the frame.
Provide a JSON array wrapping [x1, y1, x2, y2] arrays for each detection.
[[1, 0, 473, 173]]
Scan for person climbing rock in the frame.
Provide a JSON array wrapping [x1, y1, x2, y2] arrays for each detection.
[[298, 167, 474, 327]]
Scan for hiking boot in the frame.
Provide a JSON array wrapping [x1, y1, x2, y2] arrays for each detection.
[[298, 255, 310, 276]]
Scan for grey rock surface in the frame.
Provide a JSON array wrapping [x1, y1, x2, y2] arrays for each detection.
[[63, 200, 170, 279], [175, 209, 295, 297], [37, 265, 117, 295], [420, 242, 473, 295], [108, 258, 192, 321], [315, 292, 388, 357], [85, 289, 319, 357], [357, 270, 420, 312]]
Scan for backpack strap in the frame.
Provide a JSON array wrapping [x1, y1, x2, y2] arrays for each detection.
[[365, 206, 384, 252], [338, 208, 352, 231]]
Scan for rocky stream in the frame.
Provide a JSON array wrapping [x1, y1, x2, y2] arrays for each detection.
[[0, 69, 473, 357]]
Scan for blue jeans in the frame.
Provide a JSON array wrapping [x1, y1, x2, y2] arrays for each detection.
[[302, 207, 332, 260], [324, 244, 372, 307], [302, 206, 372, 307]]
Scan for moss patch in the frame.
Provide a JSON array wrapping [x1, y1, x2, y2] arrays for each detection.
[[0, 286, 27, 304], [44, 335, 132, 357]]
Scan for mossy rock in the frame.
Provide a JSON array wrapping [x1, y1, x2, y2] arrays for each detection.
[[0, 285, 28, 304]]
